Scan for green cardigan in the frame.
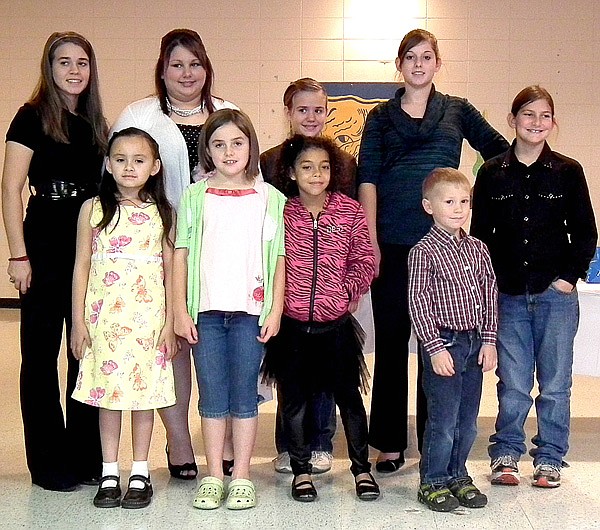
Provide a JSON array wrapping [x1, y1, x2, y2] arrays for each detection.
[[175, 179, 286, 325]]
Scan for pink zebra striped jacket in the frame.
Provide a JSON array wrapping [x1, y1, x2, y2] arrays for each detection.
[[283, 192, 375, 323]]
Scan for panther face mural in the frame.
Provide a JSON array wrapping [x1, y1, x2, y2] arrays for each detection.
[[324, 96, 380, 158], [322, 83, 397, 159]]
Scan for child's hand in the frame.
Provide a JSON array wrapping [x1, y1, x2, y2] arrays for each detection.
[[174, 312, 199, 344], [430, 349, 455, 377], [71, 320, 91, 360], [257, 312, 281, 343], [552, 278, 574, 293], [157, 325, 180, 361], [478, 343, 497, 373]]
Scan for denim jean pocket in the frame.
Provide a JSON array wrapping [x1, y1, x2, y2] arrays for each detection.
[[438, 329, 456, 349]]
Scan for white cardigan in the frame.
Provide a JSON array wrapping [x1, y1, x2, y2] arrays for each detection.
[[111, 96, 238, 209]]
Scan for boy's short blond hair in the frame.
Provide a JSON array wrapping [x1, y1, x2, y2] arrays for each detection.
[[422, 167, 471, 199]]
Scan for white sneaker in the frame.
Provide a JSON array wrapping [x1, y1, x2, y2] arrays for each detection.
[[310, 451, 333, 474], [272, 452, 292, 474]]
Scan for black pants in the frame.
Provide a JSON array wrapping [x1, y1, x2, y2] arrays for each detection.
[[20, 197, 101, 483], [274, 317, 371, 477], [368, 244, 428, 454], [282, 380, 370, 477], [275, 386, 336, 454]]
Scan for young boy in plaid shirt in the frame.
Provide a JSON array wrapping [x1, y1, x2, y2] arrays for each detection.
[[408, 168, 498, 512]]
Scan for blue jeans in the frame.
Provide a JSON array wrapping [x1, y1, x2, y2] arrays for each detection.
[[192, 311, 263, 419], [420, 330, 483, 485], [275, 387, 336, 453], [488, 286, 579, 466]]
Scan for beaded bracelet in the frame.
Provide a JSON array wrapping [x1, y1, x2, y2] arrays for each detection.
[[8, 255, 29, 262]]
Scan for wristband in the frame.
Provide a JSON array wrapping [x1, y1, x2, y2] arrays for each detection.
[[8, 255, 29, 262]]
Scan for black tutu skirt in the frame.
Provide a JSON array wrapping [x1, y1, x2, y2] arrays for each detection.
[[262, 313, 370, 394]]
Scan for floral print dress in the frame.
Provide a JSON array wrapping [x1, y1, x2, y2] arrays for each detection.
[[72, 200, 175, 411]]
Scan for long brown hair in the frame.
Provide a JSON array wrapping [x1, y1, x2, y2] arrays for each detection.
[[154, 29, 218, 115], [29, 31, 108, 150]]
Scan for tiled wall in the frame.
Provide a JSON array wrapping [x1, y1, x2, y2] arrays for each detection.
[[0, 0, 598, 297]]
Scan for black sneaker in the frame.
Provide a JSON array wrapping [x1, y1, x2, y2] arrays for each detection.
[[418, 483, 459, 512], [448, 476, 487, 508]]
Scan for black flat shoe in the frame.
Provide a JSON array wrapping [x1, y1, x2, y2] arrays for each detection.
[[222, 459, 234, 477], [375, 456, 404, 474], [291, 477, 317, 502], [166, 445, 198, 480], [93, 476, 121, 508], [355, 473, 380, 501], [121, 475, 153, 509]]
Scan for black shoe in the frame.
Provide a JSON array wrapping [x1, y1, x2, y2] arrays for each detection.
[[222, 459, 234, 477], [93, 476, 121, 508], [355, 473, 380, 501], [32, 474, 78, 492], [291, 477, 317, 502], [448, 476, 487, 508], [418, 483, 460, 512], [375, 455, 404, 474], [121, 475, 153, 509], [166, 445, 197, 480]]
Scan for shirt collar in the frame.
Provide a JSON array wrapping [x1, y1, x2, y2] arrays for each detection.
[[429, 223, 467, 247], [501, 140, 554, 170]]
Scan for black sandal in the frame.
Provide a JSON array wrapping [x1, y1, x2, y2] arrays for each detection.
[[166, 445, 198, 480], [121, 475, 153, 509], [355, 473, 380, 501], [93, 475, 121, 508], [291, 477, 317, 502]]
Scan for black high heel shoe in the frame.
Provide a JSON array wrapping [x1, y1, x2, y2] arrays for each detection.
[[166, 445, 198, 480], [222, 459, 234, 477], [375, 455, 404, 473]]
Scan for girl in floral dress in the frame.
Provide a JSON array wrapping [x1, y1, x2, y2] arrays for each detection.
[[72, 127, 177, 509]]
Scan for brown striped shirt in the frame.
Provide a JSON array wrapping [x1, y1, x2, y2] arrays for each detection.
[[408, 224, 498, 356]]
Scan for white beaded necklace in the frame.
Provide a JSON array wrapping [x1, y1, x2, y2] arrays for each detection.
[[166, 98, 205, 117]]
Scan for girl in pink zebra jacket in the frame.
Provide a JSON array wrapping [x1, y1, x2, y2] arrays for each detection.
[[263, 135, 379, 503]]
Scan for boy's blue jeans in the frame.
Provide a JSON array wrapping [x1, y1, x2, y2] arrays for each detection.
[[420, 329, 483, 485], [488, 286, 579, 466]]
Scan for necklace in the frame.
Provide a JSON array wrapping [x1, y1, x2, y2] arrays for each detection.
[[166, 98, 205, 117]]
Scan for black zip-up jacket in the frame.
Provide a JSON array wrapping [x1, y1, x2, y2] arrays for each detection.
[[471, 141, 597, 295]]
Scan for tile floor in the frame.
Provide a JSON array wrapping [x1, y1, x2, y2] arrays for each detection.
[[1, 308, 600, 529]]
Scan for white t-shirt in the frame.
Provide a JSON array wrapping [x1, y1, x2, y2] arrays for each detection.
[[199, 185, 265, 315]]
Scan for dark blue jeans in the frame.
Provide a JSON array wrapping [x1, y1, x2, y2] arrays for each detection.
[[420, 330, 483, 485], [488, 286, 579, 466]]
